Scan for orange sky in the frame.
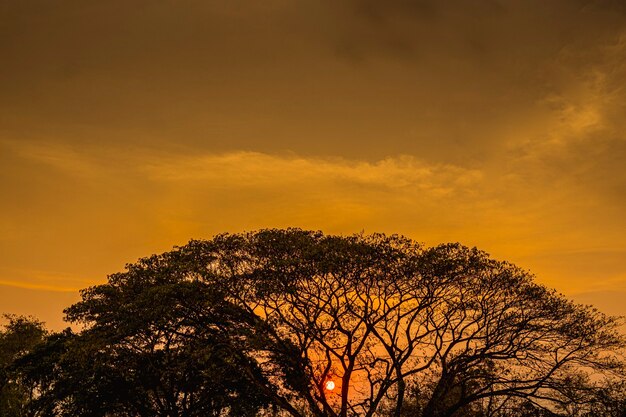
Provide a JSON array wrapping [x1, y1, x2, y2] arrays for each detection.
[[1, 0, 625, 330]]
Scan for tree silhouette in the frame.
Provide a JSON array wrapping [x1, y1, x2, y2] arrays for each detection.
[[0, 315, 47, 417], [18, 280, 295, 416], [232, 230, 624, 417], [7, 229, 626, 416]]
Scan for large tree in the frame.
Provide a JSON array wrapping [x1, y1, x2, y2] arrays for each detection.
[[17, 278, 300, 416], [231, 230, 625, 417], [14, 229, 626, 417]]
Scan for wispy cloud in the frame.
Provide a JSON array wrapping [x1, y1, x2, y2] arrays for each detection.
[[0, 139, 103, 177], [2, 140, 482, 195], [141, 152, 482, 195], [0, 143, 488, 293]]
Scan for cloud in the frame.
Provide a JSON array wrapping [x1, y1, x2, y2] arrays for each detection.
[[0, 0, 625, 322], [0, 139, 102, 177], [0, 143, 487, 289], [2, 139, 482, 196], [140, 152, 482, 194]]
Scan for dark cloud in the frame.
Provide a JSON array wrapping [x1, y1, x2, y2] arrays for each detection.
[[0, 0, 623, 160]]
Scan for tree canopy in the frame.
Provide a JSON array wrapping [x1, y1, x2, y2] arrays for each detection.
[[3, 229, 625, 416]]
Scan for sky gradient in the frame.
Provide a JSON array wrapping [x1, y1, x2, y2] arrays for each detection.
[[1, 0, 625, 329]]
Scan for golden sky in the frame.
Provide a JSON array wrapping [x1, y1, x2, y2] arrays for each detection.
[[1, 0, 625, 329]]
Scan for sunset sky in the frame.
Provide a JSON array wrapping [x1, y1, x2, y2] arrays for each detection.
[[1, 0, 625, 329]]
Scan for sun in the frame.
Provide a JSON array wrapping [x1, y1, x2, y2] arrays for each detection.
[[325, 380, 335, 391]]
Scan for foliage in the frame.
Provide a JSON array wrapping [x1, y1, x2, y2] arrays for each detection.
[[0, 315, 47, 417], [3, 229, 626, 417], [18, 281, 293, 416]]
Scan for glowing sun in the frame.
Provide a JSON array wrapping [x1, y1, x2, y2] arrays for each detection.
[[325, 380, 335, 391]]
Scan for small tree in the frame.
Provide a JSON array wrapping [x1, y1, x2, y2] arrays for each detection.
[[0, 315, 47, 417]]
